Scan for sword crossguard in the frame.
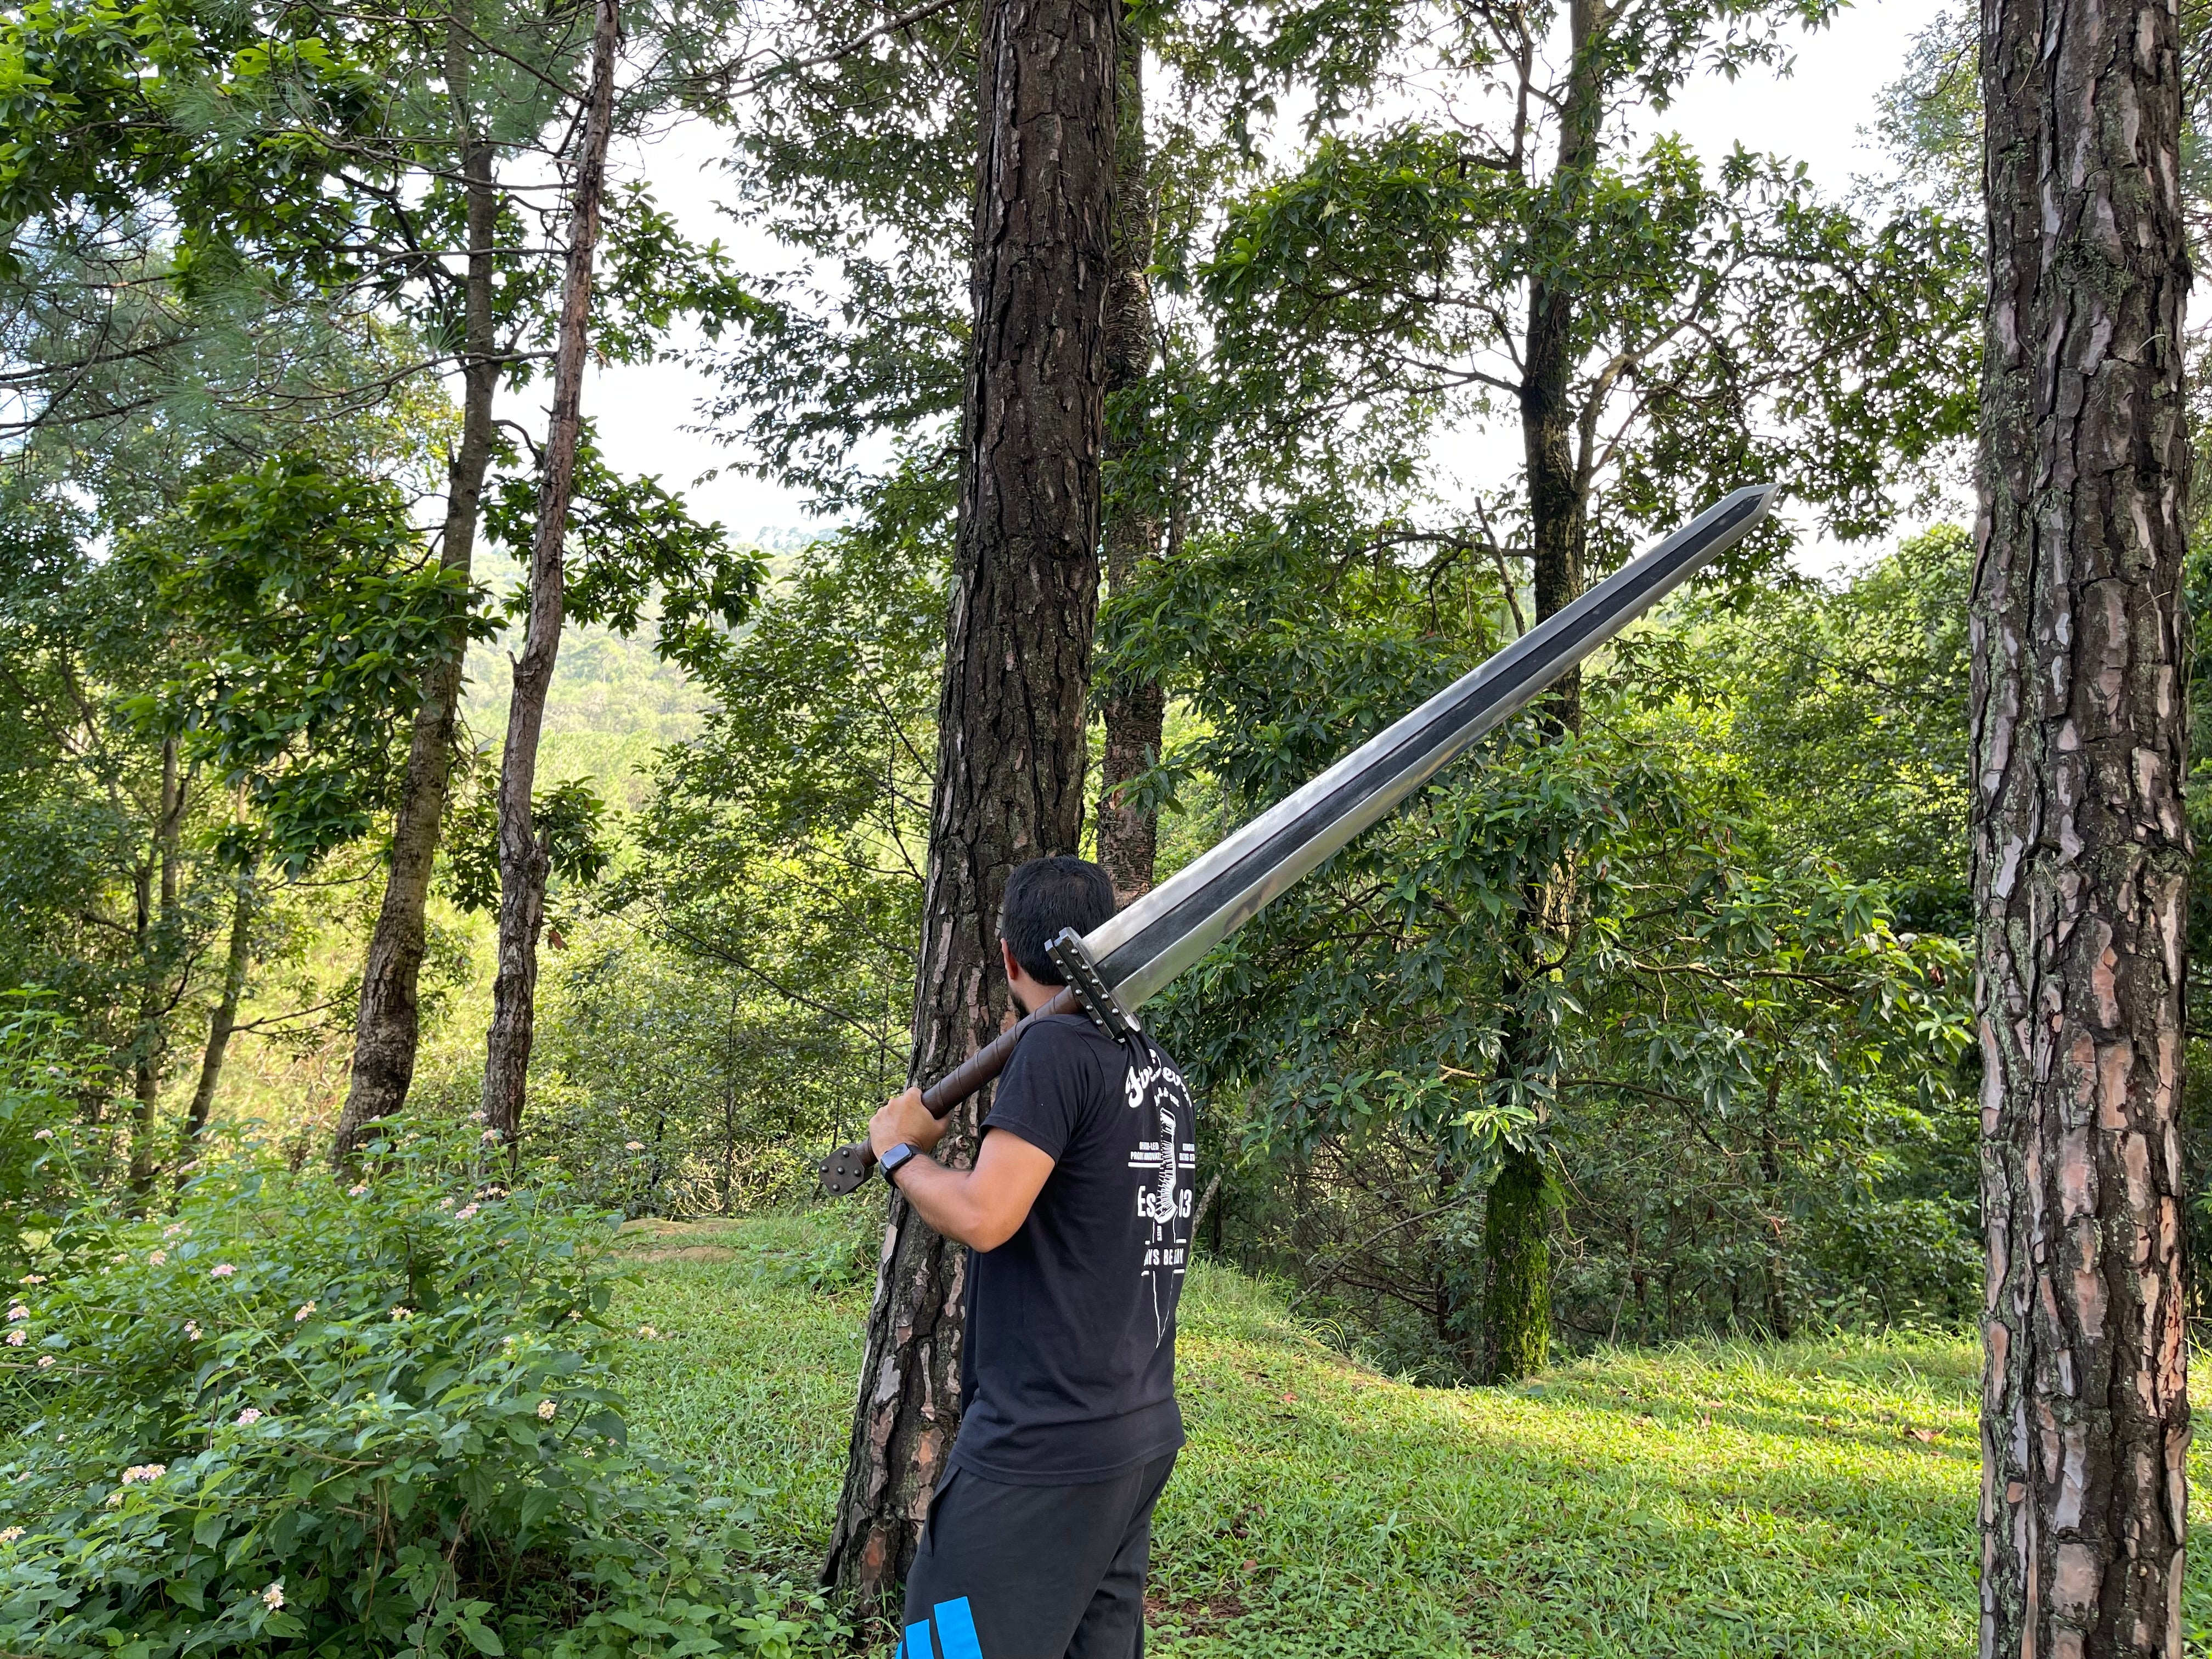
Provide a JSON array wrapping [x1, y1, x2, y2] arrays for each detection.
[[1045, 928, 1140, 1047]]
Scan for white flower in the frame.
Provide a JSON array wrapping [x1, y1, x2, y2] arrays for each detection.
[[0, 1526, 21, 1543], [120, 1464, 164, 1485], [162, 1225, 184, 1239], [18, 1276, 43, 1286], [148, 1250, 166, 1267], [261, 1580, 284, 1611], [390, 1306, 411, 1322], [31, 1130, 50, 1142], [183, 1321, 201, 1340], [210, 1264, 235, 1279], [236, 1408, 262, 1426], [455, 1204, 479, 1221], [566, 1310, 582, 1322], [7, 1331, 25, 1348], [624, 1141, 646, 1152], [536, 1399, 557, 1421], [347, 1183, 369, 1198], [437, 1197, 453, 1211], [480, 1129, 500, 1144], [103, 1490, 121, 1507], [470, 1111, 487, 1122], [294, 1302, 315, 1322], [501, 1335, 518, 1350], [5, 1307, 25, 1324], [35, 1356, 53, 1370], [635, 1324, 657, 1339]]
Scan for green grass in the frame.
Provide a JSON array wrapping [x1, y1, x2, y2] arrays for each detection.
[[610, 1211, 2210, 1657]]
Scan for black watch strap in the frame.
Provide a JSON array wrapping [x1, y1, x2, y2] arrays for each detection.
[[878, 1142, 920, 1184]]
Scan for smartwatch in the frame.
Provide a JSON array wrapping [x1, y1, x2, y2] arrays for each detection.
[[878, 1142, 921, 1186]]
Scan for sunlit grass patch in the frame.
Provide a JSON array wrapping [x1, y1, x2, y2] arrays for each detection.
[[1155, 1261, 1979, 1656], [613, 1212, 877, 1576], [611, 1212, 2212, 1657]]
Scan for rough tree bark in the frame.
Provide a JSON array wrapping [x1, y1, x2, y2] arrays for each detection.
[[1481, 0, 1606, 1379], [331, 3, 501, 1162], [1973, 0, 2192, 1649], [481, 0, 619, 1146], [1094, 2, 1163, 902], [822, 0, 1116, 1611]]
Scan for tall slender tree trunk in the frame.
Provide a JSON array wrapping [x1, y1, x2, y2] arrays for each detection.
[[129, 737, 182, 1199], [1095, 3, 1163, 902], [182, 861, 256, 1169], [822, 0, 1116, 1610], [1516, 0, 1601, 733], [332, 7, 500, 1162], [1481, 0, 1606, 1379], [481, 0, 619, 1146], [1973, 0, 2192, 1648]]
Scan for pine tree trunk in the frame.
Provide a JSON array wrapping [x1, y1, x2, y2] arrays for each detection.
[[822, 0, 1116, 1610], [481, 0, 619, 1147], [1973, 0, 2192, 1648], [182, 862, 255, 1163], [331, 10, 500, 1163], [1095, 3, 1162, 902]]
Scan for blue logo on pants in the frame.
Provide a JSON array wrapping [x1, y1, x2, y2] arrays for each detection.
[[901, 1597, 983, 1659]]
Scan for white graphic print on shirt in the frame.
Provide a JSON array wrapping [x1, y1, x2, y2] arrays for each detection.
[[1123, 1042, 1197, 1346]]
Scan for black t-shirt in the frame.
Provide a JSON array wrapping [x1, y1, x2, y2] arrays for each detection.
[[950, 1013, 1197, 1486]]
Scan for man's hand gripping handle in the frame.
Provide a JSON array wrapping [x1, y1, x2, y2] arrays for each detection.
[[817, 985, 1080, 1195]]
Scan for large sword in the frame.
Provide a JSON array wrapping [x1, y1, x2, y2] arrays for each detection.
[[819, 484, 1778, 1194]]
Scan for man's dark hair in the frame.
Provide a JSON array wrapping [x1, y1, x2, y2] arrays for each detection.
[[999, 856, 1117, 984]]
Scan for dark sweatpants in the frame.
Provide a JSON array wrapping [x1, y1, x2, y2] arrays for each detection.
[[898, 1452, 1178, 1659]]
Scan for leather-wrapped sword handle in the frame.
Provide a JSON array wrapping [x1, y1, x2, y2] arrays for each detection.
[[819, 985, 1080, 1195]]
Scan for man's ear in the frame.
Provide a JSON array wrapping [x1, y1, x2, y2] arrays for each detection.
[[1000, 937, 1022, 983]]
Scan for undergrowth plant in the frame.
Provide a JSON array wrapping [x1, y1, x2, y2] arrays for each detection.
[[0, 1118, 846, 1657]]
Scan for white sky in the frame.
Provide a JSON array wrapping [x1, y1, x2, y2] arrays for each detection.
[[549, 0, 1959, 573]]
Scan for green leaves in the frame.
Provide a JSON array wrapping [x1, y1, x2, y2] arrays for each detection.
[[483, 436, 766, 680], [442, 780, 612, 918], [0, 1119, 838, 1657], [124, 452, 492, 874], [1192, 115, 1975, 575], [1130, 494, 1977, 1357]]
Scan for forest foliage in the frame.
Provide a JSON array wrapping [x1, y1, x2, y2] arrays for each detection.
[[0, 0, 2074, 1345], [0, 0, 2207, 1643]]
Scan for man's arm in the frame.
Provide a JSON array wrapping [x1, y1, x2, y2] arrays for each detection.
[[868, 1086, 1054, 1251]]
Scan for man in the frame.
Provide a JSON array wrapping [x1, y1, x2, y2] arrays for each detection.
[[868, 855, 1198, 1659]]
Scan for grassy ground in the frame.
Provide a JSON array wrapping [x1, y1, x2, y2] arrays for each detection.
[[608, 1211, 2209, 1658]]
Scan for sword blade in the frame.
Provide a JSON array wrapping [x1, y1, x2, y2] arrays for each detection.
[[1085, 484, 1778, 1011]]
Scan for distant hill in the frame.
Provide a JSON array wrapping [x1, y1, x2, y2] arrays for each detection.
[[459, 529, 821, 815]]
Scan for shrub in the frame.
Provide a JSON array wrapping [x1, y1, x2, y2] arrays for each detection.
[[0, 1119, 845, 1657], [1802, 1193, 1980, 1330]]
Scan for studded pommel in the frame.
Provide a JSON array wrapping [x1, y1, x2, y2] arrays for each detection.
[[819, 1143, 876, 1196]]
